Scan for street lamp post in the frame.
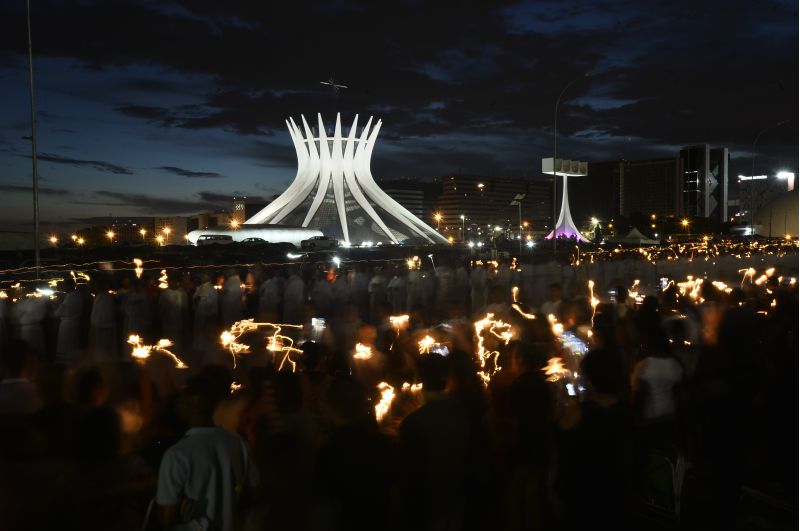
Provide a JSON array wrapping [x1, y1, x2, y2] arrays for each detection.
[[681, 218, 690, 237], [26, 0, 40, 277], [460, 215, 465, 243], [510, 194, 525, 257], [553, 72, 587, 257]]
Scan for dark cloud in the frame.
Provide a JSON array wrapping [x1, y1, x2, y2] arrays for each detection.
[[71, 190, 228, 215], [157, 165, 224, 178], [33, 152, 133, 175], [0, 183, 71, 195], [0, 0, 796, 182]]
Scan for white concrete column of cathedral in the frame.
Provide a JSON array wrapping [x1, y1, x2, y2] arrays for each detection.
[[246, 113, 448, 246]]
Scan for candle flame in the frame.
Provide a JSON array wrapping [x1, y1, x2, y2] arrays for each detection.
[[353, 343, 374, 360], [375, 382, 395, 422], [542, 357, 570, 382], [127, 334, 187, 369]]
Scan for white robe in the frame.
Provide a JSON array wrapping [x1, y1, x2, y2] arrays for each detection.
[[310, 278, 333, 318], [220, 277, 243, 328], [257, 277, 283, 318], [193, 282, 219, 353], [55, 291, 84, 361], [16, 296, 48, 354], [90, 292, 118, 360], [159, 288, 188, 349]]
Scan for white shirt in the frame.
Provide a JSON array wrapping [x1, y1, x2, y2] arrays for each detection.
[[157, 426, 259, 531], [633, 357, 683, 420]]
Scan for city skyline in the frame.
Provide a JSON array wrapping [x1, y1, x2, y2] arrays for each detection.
[[0, 0, 797, 231]]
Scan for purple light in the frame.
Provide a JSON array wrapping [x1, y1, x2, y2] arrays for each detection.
[[545, 228, 589, 242]]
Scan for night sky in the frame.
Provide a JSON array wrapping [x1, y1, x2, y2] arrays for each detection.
[[0, 0, 797, 231]]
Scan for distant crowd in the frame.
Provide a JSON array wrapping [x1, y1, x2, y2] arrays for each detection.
[[0, 259, 796, 530]]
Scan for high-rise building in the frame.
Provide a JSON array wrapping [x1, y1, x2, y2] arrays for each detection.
[[679, 145, 728, 221], [378, 178, 442, 221], [435, 174, 552, 237], [619, 158, 683, 217], [232, 196, 269, 224]]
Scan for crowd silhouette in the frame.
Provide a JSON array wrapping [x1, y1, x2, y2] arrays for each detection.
[[0, 258, 796, 530]]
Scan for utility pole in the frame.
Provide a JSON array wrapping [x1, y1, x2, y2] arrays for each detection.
[[26, 0, 41, 277]]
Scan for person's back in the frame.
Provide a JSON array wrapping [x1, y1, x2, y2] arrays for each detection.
[[158, 426, 257, 531], [399, 354, 469, 531], [157, 367, 259, 531]]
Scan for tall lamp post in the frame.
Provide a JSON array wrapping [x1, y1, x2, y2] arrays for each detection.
[[510, 194, 525, 257], [26, 0, 40, 277], [460, 214, 466, 243], [553, 72, 588, 256]]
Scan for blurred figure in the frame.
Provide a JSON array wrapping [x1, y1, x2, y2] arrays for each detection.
[[399, 353, 469, 531], [315, 376, 397, 531], [122, 278, 155, 341], [258, 268, 283, 321], [14, 285, 48, 356], [55, 280, 85, 364], [310, 271, 333, 319], [470, 262, 488, 317], [387, 266, 407, 313], [157, 367, 259, 531], [220, 269, 244, 328], [283, 268, 305, 325], [192, 272, 219, 360], [159, 274, 189, 353], [0, 340, 42, 415], [368, 266, 388, 323], [89, 280, 118, 360], [540, 283, 561, 318], [558, 347, 632, 531]]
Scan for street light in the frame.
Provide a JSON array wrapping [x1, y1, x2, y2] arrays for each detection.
[[510, 193, 525, 256], [681, 218, 690, 236], [460, 214, 465, 242], [163, 226, 171, 244], [156, 235, 164, 246], [49, 235, 58, 245], [553, 71, 589, 256], [434, 212, 442, 230], [777, 170, 795, 191], [106, 230, 115, 243], [139, 228, 147, 239], [76, 237, 85, 246]]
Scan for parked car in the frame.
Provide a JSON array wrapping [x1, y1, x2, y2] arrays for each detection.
[[241, 237, 268, 245], [196, 234, 234, 246], [301, 236, 338, 250]]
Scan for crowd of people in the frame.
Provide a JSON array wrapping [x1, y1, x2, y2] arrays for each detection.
[[0, 258, 796, 530]]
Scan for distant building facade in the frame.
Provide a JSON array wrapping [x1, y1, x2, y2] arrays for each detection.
[[679, 144, 729, 221], [378, 178, 442, 221], [189, 210, 230, 231], [233, 196, 269, 224], [435, 174, 552, 237], [573, 147, 727, 224]]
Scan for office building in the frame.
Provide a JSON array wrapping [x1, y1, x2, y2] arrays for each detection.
[[435, 174, 552, 237], [679, 145, 729, 221]]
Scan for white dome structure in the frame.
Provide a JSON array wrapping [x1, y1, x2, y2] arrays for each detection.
[[247, 113, 448, 245]]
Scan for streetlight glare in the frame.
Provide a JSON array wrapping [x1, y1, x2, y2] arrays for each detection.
[[106, 230, 115, 240], [163, 226, 171, 234], [681, 219, 689, 227], [49, 235, 58, 244]]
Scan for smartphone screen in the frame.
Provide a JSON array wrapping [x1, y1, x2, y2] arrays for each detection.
[[566, 383, 576, 396]]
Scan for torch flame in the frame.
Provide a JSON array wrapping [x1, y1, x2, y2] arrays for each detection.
[[375, 382, 395, 422], [542, 357, 570, 382], [353, 343, 374, 360]]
